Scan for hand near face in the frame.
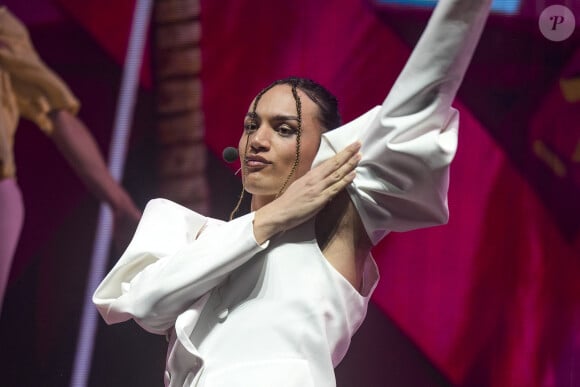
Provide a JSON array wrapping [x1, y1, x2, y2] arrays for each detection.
[[252, 141, 361, 244]]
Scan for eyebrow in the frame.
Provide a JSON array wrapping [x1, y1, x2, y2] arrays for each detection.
[[245, 113, 299, 122]]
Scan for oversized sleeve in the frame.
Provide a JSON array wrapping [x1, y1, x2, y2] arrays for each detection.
[[93, 198, 269, 334], [312, 0, 492, 245], [0, 7, 80, 134]]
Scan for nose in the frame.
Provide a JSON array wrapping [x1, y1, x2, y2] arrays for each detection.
[[248, 124, 270, 153]]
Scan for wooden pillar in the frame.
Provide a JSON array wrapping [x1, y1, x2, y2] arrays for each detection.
[[152, 0, 209, 214]]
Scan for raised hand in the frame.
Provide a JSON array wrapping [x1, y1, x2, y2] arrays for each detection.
[[253, 141, 361, 244]]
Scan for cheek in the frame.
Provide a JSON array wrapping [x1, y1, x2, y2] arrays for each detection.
[[279, 140, 301, 169], [283, 141, 317, 182], [238, 135, 248, 157], [297, 136, 321, 171]]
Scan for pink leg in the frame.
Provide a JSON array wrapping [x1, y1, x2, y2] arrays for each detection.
[[0, 178, 24, 314]]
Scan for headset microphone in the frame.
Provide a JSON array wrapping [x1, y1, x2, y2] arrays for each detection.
[[222, 147, 239, 163]]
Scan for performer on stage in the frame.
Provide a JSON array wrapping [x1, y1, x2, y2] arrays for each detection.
[[0, 7, 141, 313], [94, 0, 492, 385]]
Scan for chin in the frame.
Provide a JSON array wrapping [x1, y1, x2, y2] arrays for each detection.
[[243, 170, 295, 197], [244, 184, 277, 197]]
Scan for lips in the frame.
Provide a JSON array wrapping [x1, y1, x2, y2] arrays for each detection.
[[245, 155, 272, 169]]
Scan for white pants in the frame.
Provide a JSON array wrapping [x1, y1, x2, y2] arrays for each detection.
[[0, 178, 24, 314]]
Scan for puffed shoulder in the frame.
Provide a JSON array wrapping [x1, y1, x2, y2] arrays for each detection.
[[92, 198, 209, 305], [122, 198, 210, 261]]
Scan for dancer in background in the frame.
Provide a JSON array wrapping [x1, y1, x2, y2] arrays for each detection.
[[94, 0, 491, 385], [0, 6, 141, 313]]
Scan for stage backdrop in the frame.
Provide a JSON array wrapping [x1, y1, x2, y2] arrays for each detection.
[[1, 0, 579, 386]]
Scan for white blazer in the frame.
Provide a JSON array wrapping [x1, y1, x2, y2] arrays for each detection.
[[93, 1, 492, 385]]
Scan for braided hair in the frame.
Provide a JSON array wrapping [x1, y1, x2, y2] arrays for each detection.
[[230, 77, 341, 219]]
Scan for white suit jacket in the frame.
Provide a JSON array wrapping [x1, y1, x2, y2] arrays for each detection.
[[93, 1, 491, 385]]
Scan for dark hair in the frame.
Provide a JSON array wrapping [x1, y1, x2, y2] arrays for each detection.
[[230, 77, 340, 219], [261, 77, 341, 131]]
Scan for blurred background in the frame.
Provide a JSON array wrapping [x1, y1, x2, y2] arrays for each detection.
[[0, 0, 579, 386]]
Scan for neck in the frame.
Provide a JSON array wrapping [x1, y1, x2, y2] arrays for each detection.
[[250, 194, 276, 211]]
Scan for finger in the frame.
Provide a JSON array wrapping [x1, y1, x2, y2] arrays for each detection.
[[307, 151, 359, 196], [324, 151, 360, 184], [320, 170, 357, 200], [313, 141, 361, 178], [329, 142, 361, 172]]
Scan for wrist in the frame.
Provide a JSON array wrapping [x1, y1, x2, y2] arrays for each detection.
[[253, 204, 285, 245], [109, 190, 140, 219]]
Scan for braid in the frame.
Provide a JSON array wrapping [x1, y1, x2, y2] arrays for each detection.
[[228, 135, 250, 220], [229, 84, 276, 220], [275, 82, 302, 197]]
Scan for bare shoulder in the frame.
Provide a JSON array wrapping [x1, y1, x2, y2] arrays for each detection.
[[315, 190, 372, 291]]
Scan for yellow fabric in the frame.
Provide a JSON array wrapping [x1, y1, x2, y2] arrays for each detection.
[[0, 7, 80, 178]]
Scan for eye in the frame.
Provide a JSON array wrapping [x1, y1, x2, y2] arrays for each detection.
[[243, 120, 258, 132], [276, 124, 297, 137]]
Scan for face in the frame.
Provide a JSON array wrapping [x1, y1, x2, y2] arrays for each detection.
[[238, 84, 323, 206]]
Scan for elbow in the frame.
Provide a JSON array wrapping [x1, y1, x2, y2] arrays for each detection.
[[125, 302, 175, 335], [126, 287, 168, 322], [126, 287, 195, 334], [415, 199, 450, 228], [405, 192, 450, 230], [433, 204, 450, 226], [96, 288, 172, 334], [425, 186, 450, 226]]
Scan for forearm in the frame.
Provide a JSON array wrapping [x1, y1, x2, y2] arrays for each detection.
[[311, 0, 492, 244], [94, 200, 268, 333], [253, 203, 289, 245], [48, 109, 137, 215], [382, 0, 492, 117]]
